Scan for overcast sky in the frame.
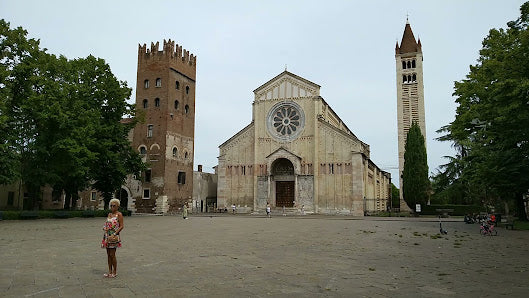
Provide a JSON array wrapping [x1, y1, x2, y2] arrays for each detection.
[[2, 0, 526, 187]]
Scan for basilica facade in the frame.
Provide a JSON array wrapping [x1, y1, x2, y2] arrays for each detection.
[[217, 71, 391, 215]]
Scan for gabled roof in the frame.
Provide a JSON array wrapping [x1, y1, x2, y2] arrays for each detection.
[[253, 70, 320, 94], [265, 147, 302, 160], [396, 21, 421, 54]]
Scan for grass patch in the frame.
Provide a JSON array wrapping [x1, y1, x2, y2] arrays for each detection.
[[430, 234, 443, 239], [514, 220, 529, 230]]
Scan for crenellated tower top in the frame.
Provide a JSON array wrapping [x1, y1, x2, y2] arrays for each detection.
[[138, 39, 196, 79]]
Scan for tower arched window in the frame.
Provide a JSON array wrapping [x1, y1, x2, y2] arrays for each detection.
[[402, 61, 406, 69], [185, 86, 190, 94], [139, 146, 147, 155], [143, 99, 148, 108], [403, 75, 407, 83], [412, 74, 417, 82], [155, 78, 161, 87], [155, 98, 160, 107], [184, 152, 188, 159], [175, 81, 180, 90], [144, 80, 149, 88], [172, 147, 178, 157], [412, 60, 416, 68], [408, 75, 412, 82], [147, 124, 153, 138], [185, 105, 189, 114], [407, 61, 411, 68], [174, 100, 179, 110]]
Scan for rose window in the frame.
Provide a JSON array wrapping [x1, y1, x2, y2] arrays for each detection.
[[267, 102, 305, 141]]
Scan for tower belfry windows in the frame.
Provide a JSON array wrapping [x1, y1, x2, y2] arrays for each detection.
[[174, 100, 179, 110], [412, 60, 416, 68], [156, 78, 162, 87]]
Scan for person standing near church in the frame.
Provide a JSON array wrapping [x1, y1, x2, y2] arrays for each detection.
[[183, 203, 188, 219], [102, 199, 123, 278], [266, 202, 271, 218]]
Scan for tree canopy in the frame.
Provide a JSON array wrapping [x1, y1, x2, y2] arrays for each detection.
[[402, 122, 430, 210], [434, 2, 529, 218], [0, 19, 145, 209]]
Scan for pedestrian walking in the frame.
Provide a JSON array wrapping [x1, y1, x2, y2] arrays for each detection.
[[183, 203, 188, 219], [266, 202, 271, 218]]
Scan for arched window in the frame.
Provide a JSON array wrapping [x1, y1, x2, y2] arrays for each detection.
[[172, 147, 178, 157], [175, 81, 180, 90], [144, 80, 149, 88], [408, 75, 412, 82], [412, 74, 417, 82], [407, 61, 411, 68], [403, 75, 407, 83], [185, 105, 189, 114], [155, 78, 161, 87], [143, 99, 148, 108], [174, 100, 179, 110], [184, 152, 188, 159], [147, 125, 153, 138], [412, 60, 416, 68], [185, 86, 190, 94], [155, 98, 160, 107], [139, 146, 147, 155], [402, 61, 406, 69]]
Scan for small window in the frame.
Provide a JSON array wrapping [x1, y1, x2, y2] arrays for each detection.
[[156, 78, 162, 87], [407, 61, 411, 68], [185, 86, 190, 94], [402, 61, 406, 69], [155, 98, 160, 107], [185, 105, 189, 114], [145, 169, 152, 182], [144, 80, 149, 88], [178, 172, 186, 184], [408, 75, 411, 83], [139, 146, 147, 155], [147, 125, 153, 138], [143, 189, 150, 199], [402, 75, 407, 83], [172, 147, 178, 157], [174, 100, 179, 110], [412, 74, 417, 82], [184, 152, 188, 159], [176, 81, 180, 89], [90, 191, 97, 201], [143, 99, 148, 109], [412, 59, 416, 68]]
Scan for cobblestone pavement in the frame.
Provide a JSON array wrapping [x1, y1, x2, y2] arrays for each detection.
[[1, 214, 528, 297]]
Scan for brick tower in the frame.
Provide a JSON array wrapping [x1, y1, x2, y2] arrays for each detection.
[[395, 20, 426, 210], [132, 40, 196, 213]]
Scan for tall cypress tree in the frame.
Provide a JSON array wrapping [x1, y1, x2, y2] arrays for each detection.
[[402, 122, 430, 210]]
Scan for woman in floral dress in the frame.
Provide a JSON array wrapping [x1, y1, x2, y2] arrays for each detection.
[[101, 198, 124, 278]]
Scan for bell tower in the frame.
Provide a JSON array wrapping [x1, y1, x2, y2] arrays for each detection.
[[132, 40, 197, 213], [395, 20, 426, 210]]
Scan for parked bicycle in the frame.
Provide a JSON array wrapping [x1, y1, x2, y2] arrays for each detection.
[[480, 221, 498, 236]]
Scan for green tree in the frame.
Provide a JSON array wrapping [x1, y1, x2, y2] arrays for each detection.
[[402, 122, 430, 210], [435, 2, 529, 219], [390, 183, 400, 209], [1, 20, 144, 209]]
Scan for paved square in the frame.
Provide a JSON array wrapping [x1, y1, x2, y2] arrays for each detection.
[[1, 215, 528, 297]]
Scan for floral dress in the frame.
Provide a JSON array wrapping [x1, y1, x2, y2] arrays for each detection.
[[101, 214, 121, 249]]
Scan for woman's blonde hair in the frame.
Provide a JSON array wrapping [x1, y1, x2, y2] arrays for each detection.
[[109, 198, 121, 208]]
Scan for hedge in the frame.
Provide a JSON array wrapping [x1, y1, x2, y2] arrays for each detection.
[[419, 204, 486, 216], [0, 209, 131, 220]]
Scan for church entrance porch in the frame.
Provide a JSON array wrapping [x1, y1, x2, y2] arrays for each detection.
[[276, 181, 294, 207]]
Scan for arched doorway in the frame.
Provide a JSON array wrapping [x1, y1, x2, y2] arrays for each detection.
[[115, 188, 129, 211], [272, 158, 295, 207]]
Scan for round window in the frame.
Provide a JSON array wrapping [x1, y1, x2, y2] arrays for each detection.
[[266, 101, 305, 141]]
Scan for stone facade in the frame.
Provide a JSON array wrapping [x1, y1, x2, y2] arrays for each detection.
[[128, 40, 197, 213], [395, 21, 426, 210], [218, 71, 391, 215]]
